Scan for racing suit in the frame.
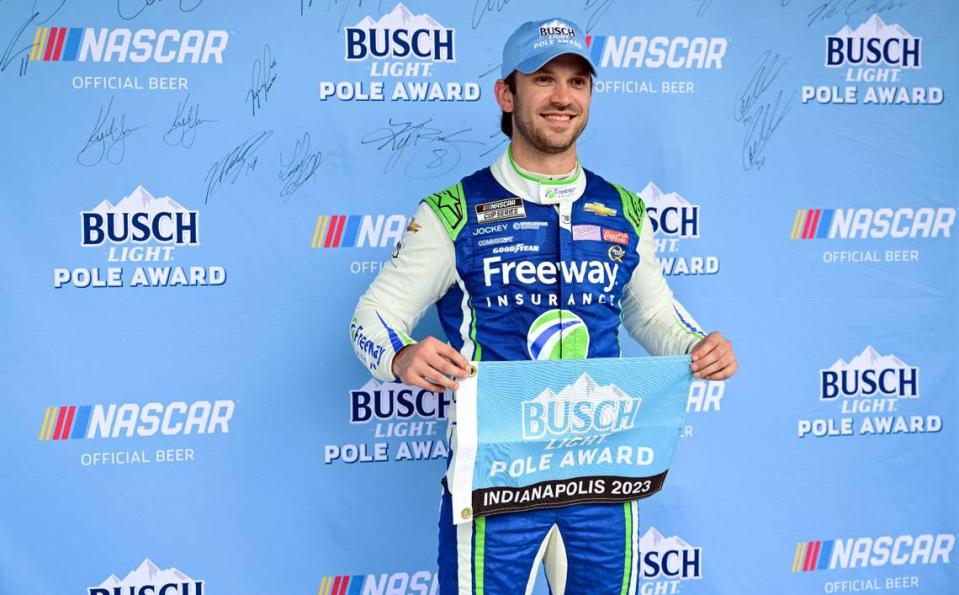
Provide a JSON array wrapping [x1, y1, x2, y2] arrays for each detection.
[[351, 147, 705, 595]]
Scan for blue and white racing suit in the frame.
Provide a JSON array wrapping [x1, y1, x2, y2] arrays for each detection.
[[351, 148, 705, 595]]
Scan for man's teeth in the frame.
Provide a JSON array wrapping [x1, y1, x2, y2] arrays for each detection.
[[544, 114, 572, 121]]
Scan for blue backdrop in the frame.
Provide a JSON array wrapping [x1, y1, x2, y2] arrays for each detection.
[[1, 1, 956, 593]]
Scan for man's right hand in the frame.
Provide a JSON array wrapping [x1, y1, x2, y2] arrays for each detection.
[[391, 336, 472, 392]]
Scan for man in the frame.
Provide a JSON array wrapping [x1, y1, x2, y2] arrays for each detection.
[[350, 17, 738, 595]]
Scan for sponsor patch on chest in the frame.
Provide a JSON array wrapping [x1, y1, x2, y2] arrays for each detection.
[[475, 198, 527, 223], [603, 228, 629, 245], [572, 224, 601, 241]]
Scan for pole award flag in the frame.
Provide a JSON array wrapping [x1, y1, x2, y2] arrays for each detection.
[[448, 356, 692, 523]]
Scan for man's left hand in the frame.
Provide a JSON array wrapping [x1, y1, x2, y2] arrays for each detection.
[[690, 332, 738, 380]]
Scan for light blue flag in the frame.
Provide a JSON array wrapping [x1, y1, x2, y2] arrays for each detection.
[[448, 356, 692, 523]]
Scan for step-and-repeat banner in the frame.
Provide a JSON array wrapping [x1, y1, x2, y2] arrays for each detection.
[[1, 1, 956, 593]]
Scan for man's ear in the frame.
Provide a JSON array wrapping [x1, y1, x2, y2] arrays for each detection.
[[494, 79, 514, 113]]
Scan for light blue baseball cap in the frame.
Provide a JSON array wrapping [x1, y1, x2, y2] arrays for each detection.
[[500, 18, 597, 79]]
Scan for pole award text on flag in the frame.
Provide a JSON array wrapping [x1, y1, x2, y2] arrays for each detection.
[[448, 356, 692, 523]]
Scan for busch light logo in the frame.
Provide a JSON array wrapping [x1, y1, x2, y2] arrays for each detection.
[[820, 346, 918, 400], [325, 380, 449, 465], [640, 528, 703, 582], [322, 4, 475, 103], [55, 185, 225, 289], [802, 14, 941, 106], [825, 15, 921, 69], [350, 379, 450, 423], [638, 183, 718, 277], [792, 533, 954, 572], [526, 310, 591, 360], [540, 20, 577, 37], [798, 346, 940, 439], [639, 182, 700, 238], [81, 185, 199, 246], [522, 373, 641, 440], [345, 3, 454, 62], [89, 559, 204, 595]]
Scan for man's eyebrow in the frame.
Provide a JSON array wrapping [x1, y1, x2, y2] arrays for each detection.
[[535, 67, 590, 77]]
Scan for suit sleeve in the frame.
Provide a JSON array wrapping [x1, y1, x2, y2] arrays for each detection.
[[350, 202, 457, 381], [620, 215, 706, 356]]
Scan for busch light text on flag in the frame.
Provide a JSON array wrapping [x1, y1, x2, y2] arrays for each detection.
[[449, 356, 692, 523]]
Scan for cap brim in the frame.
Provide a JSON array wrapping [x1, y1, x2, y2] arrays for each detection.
[[515, 46, 597, 78]]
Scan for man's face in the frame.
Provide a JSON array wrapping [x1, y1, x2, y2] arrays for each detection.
[[510, 54, 592, 154]]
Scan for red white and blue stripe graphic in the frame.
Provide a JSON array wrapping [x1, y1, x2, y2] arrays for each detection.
[[585, 35, 607, 65], [30, 27, 84, 62], [791, 208, 836, 240], [311, 215, 364, 248], [792, 540, 835, 572], [317, 575, 365, 595], [39, 406, 92, 441]]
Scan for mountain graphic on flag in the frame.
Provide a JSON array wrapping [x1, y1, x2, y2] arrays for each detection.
[[530, 373, 638, 407]]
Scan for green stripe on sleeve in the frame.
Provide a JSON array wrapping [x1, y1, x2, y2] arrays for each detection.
[[610, 182, 646, 239], [423, 182, 468, 240]]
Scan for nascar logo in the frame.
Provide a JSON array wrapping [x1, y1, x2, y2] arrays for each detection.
[[585, 35, 726, 69], [39, 401, 235, 440], [29, 27, 228, 63], [792, 534, 955, 571], [318, 571, 437, 595], [311, 215, 407, 248], [790, 207, 955, 240]]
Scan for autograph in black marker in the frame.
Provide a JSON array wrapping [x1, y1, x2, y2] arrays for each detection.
[[76, 96, 146, 167]]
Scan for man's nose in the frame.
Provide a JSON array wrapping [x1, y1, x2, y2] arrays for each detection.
[[549, 81, 573, 105]]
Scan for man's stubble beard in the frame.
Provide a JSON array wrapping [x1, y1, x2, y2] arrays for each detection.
[[512, 95, 588, 155]]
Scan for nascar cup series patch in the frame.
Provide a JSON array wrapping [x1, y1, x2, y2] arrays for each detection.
[[474, 198, 526, 223], [448, 356, 691, 522]]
